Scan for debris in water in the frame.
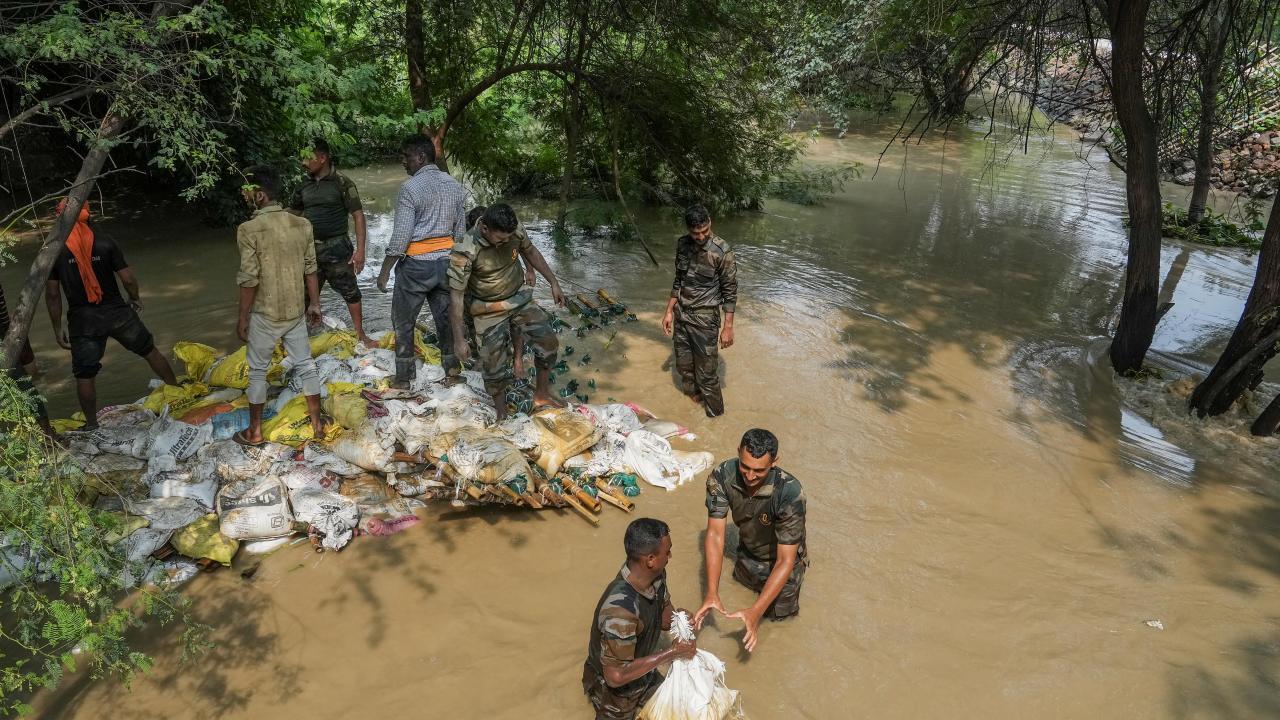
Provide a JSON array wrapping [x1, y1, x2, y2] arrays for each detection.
[[1144, 619, 1164, 630]]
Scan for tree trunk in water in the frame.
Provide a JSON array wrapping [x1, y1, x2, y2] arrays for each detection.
[[1107, 0, 1163, 376], [1188, 12, 1229, 225], [1250, 391, 1280, 435], [1188, 184, 1280, 416], [558, 83, 582, 226], [2, 113, 124, 367]]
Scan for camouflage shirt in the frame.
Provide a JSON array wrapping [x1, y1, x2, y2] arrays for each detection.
[[585, 564, 671, 686], [706, 459, 807, 564], [289, 169, 362, 243], [448, 224, 532, 302], [671, 233, 737, 313]]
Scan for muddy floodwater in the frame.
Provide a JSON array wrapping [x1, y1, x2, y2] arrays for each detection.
[[10, 117, 1280, 719]]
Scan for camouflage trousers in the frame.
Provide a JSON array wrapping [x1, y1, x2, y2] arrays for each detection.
[[581, 663, 662, 720], [733, 553, 806, 619], [673, 307, 723, 416], [472, 290, 558, 395]]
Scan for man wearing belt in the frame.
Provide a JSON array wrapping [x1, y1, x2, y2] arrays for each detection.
[[582, 517, 696, 720], [378, 135, 468, 386], [448, 203, 564, 421], [694, 428, 807, 654], [289, 138, 373, 346], [660, 204, 737, 417]]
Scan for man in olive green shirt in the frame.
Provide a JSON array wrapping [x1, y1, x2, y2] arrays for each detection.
[[290, 138, 373, 345], [447, 203, 564, 420], [234, 166, 325, 446]]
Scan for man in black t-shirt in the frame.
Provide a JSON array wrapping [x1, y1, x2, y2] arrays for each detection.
[[44, 204, 177, 429]]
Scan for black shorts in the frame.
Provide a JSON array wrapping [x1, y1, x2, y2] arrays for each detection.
[[318, 258, 361, 304], [69, 305, 155, 379]]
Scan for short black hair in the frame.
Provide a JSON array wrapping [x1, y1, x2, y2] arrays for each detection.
[[740, 428, 778, 461], [684, 204, 711, 229], [624, 518, 670, 561], [466, 206, 487, 231], [311, 138, 331, 158], [402, 134, 436, 164], [244, 165, 282, 200], [482, 203, 518, 233]]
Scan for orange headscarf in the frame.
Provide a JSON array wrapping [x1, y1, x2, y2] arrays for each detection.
[[57, 199, 102, 304]]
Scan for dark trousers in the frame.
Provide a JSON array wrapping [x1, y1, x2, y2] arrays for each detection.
[[672, 307, 723, 416], [390, 256, 457, 383]]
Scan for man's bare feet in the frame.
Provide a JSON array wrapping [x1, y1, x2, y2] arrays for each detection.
[[532, 392, 566, 411], [358, 333, 376, 348]]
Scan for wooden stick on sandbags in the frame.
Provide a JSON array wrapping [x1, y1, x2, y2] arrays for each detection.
[[560, 477, 601, 513], [594, 480, 635, 512], [558, 490, 600, 525]]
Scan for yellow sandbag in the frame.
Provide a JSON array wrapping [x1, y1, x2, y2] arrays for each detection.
[[173, 341, 218, 383], [206, 346, 285, 389], [103, 513, 151, 544], [530, 408, 600, 477], [51, 413, 86, 433], [322, 382, 367, 429], [261, 395, 343, 447], [310, 330, 357, 359], [171, 513, 240, 566], [374, 330, 441, 365], [143, 382, 211, 416], [430, 427, 531, 485]]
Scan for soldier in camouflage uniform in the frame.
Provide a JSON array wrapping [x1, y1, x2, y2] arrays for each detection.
[[289, 138, 374, 345], [448, 203, 564, 420], [662, 204, 737, 417], [583, 518, 697, 720], [694, 428, 806, 654]]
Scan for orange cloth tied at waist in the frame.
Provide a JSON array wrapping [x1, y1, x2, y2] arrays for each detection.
[[405, 235, 453, 256]]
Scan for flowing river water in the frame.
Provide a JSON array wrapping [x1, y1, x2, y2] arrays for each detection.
[[9, 116, 1280, 719]]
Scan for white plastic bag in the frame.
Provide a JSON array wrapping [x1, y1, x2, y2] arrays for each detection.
[[67, 425, 152, 459], [146, 462, 219, 510], [639, 611, 742, 720], [383, 399, 438, 455], [126, 496, 206, 531], [197, 439, 295, 482], [148, 413, 214, 463], [496, 414, 541, 450], [216, 477, 295, 539], [580, 404, 643, 434], [302, 443, 365, 476], [329, 424, 396, 472], [624, 430, 695, 491], [290, 486, 359, 551]]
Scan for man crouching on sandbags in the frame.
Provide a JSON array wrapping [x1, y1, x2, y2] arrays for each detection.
[[694, 428, 807, 653], [232, 166, 327, 446], [583, 518, 697, 720], [447, 203, 564, 420]]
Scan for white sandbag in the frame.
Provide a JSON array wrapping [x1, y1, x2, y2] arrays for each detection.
[[216, 477, 295, 540], [496, 413, 541, 450], [146, 462, 219, 510], [383, 399, 438, 455], [290, 486, 359, 551], [119, 527, 173, 564], [623, 430, 700, 491], [411, 363, 446, 391], [241, 536, 294, 554], [329, 424, 396, 472], [74, 452, 146, 475], [315, 354, 351, 385], [302, 443, 365, 476], [424, 383, 496, 430], [96, 404, 157, 428], [126, 496, 206, 531], [144, 559, 200, 588], [583, 432, 629, 478], [461, 369, 485, 392], [67, 425, 152, 459], [580, 404, 642, 434], [148, 413, 214, 463], [429, 427, 531, 485], [197, 439, 295, 482], [278, 464, 340, 492], [354, 349, 396, 380], [672, 450, 714, 478], [639, 611, 742, 720], [642, 418, 688, 439]]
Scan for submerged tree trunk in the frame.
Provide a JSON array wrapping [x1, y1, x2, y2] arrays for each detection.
[[1250, 391, 1280, 435], [2, 113, 124, 366], [1106, 0, 1164, 375], [558, 83, 582, 225], [1188, 184, 1280, 416], [1188, 11, 1231, 224]]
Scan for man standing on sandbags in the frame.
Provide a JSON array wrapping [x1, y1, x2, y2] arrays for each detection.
[[661, 204, 736, 418], [583, 518, 697, 720], [694, 428, 807, 653], [44, 200, 179, 429], [447, 203, 564, 420], [378, 135, 468, 387], [232, 166, 326, 446]]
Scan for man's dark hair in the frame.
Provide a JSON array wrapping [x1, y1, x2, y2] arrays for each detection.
[[684, 204, 711, 229], [482, 203, 518, 233], [740, 428, 778, 461], [244, 165, 282, 200], [624, 518, 670, 561], [466, 206, 487, 231], [402, 134, 436, 164], [311, 138, 331, 158]]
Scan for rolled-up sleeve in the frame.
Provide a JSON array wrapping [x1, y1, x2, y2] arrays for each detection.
[[448, 249, 474, 293], [236, 225, 260, 288], [386, 182, 417, 257], [719, 249, 737, 313], [705, 463, 730, 519]]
